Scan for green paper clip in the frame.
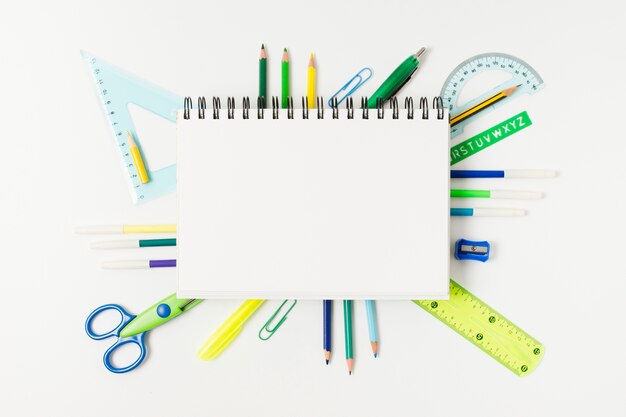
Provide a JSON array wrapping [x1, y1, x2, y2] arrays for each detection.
[[258, 299, 297, 341]]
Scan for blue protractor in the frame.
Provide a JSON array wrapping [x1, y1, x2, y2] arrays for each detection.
[[440, 53, 544, 139]]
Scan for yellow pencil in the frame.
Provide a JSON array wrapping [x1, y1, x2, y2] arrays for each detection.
[[126, 131, 149, 184], [450, 84, 520, 127], [307, 53, 316, 109]]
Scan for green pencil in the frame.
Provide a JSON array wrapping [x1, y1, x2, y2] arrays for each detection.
[[343, 300, 354, 374], [259, 44, 267, 108], [281, 48, 289, 109]]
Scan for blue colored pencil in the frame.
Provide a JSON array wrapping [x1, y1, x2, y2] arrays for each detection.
[[323, 300, 331, 364], [365, 300, 379, 357]]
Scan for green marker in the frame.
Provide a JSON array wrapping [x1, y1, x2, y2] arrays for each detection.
[[451, 189, 542, 200], [91, 238, 176, 249], [367, 47, 426, 108]]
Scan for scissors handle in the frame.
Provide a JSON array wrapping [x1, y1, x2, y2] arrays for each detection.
[[85, 304, 147, 373], [102, 333, 147, 373], [85, 304, 135, 340]]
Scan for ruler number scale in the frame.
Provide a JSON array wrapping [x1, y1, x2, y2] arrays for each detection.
[[413, 280, 544, 376]]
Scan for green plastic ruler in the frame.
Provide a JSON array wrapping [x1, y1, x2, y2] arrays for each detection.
[[413, 279, 544, 376]]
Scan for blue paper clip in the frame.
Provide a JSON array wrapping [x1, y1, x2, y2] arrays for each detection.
[[455, 238, 490, 262], [258, 299, 297, 341], [328, 68, 373, 108]]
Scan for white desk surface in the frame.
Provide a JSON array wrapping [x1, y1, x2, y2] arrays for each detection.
[[2, 1, 625, 416]]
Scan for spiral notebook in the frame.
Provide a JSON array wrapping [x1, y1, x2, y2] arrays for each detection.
[[176, 97, 450, 299]]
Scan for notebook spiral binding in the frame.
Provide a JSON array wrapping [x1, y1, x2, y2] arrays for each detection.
[[183, 96, 445, 120]]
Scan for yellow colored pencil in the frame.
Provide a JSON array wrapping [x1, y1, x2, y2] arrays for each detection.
[[450, 85, 520, 127], [307, 53, 316, 109], [126, 131, 149, 184]]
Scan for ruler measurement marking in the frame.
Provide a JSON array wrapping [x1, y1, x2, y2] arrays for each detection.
[[415, 280, 543, 375]]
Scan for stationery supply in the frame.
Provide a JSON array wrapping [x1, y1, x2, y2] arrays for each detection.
[[365, 300, 379, 357], [451, 189, 542, 199], [85, 294, 201, 373], [81, 51, 180, 203], [413, 280, 544, 376], [91, 238, 176, 249], [343, 300, 354, 374], [281, 48, 290, 108], [449, 85, 520, 128], [197, 300, 265, 360], [451, 208, 525, 217], [259, 44, 267, 108], [258, 299, 297, 340], [177, 96, 449, 299], [101, 259, 176, 269], [323, 300, 332, 364], [126, 131, 149, 184], [328, 68, 372, 107], [307, 54, 316, 109], [367, 47, 426, 108], [80, 46, 550, 377], [454, 239, 491, 262], [451, 169, 557, 179], [440, 52, 544, 138], [76, 224, 176, 234], [450, 111, 533, 165]]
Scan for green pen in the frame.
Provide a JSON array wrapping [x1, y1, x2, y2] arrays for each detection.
[[367, 47, 426, 108]]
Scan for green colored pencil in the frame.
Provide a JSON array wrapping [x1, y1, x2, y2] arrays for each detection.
[[281, 48, 289, 108], [343, 300, 354, 374], [259, 44, 267, 108]]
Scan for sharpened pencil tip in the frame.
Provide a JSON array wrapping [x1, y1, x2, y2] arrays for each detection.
[[261, 44, 264, 49], [374, 353, 378, 358], [326, 360, 329, 365], [284, 47, 287, 52]]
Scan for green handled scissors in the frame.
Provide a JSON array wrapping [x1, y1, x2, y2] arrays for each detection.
[[85, 293, 202, 373]]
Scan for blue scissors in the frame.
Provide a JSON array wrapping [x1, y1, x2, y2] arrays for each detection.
[[85, 293, 202, 373]]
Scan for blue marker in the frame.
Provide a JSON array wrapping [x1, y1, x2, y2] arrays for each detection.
[[451, 208, 525, 217], [451, 170, 556, 179]]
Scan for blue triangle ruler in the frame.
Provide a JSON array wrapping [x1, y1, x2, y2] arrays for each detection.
[[82, 51, 181, 204]]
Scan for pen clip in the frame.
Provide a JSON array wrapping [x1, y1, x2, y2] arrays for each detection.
[[387, 67, 419, 100], [328, 68, 372, 108], [258, 299, 297, 341]]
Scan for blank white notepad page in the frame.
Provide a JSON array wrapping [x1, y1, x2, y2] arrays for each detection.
[[177, 108, 449, 299]]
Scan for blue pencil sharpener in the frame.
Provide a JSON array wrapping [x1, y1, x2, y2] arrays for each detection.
[[455, 238, 490, 262]]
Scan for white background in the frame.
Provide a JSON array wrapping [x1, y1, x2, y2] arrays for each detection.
[[1, 1, 625, 416]]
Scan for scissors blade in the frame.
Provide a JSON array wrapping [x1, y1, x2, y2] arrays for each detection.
[[120, 293, 202, 338]]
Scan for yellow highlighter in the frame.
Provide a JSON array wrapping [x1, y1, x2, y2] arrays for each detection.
[[307, 53, 316, 109], [197, 300, 265, 360], [126, 131, 149, 184]]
